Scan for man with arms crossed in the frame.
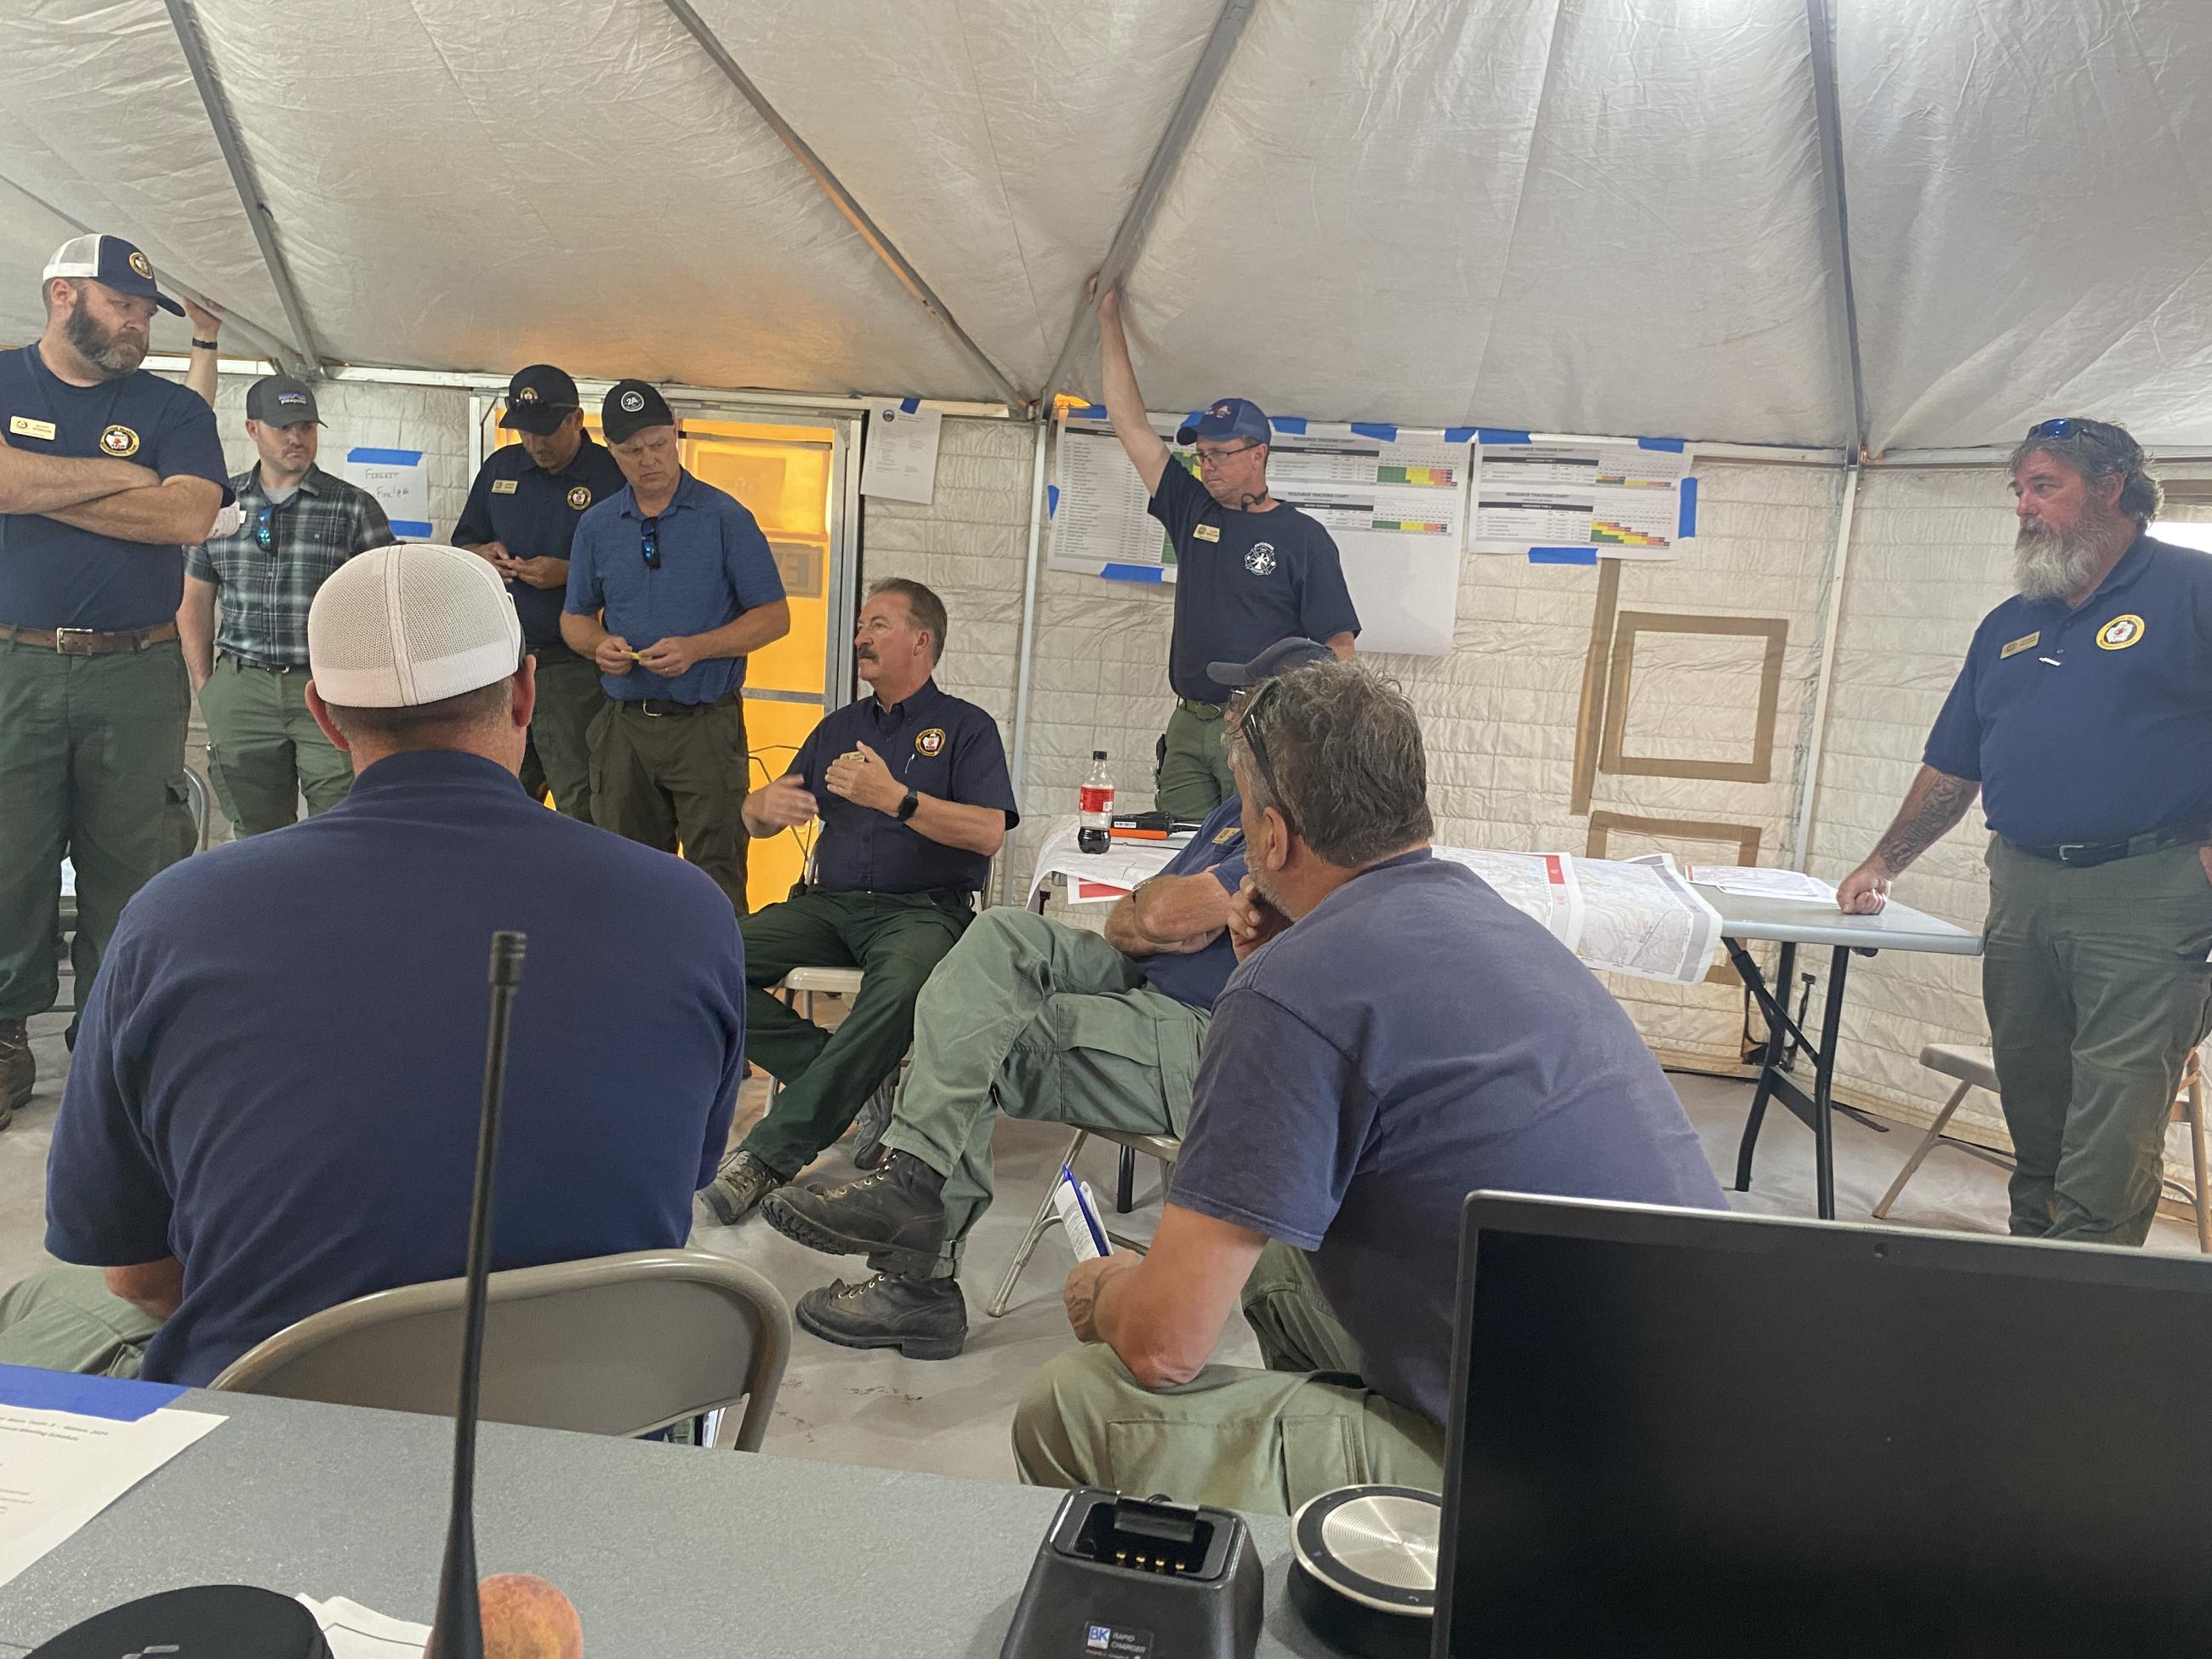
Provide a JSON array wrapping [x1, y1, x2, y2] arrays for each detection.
[[1014, 662, 1725, 1514], [1839, 418, 2212, 1246]]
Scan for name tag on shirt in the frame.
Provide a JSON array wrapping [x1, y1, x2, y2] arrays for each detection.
[[9, 415, 56, 441], [1192, 523, 1221, 542], [1999, 631, 2040, 659], [491, 478, 519, 494]]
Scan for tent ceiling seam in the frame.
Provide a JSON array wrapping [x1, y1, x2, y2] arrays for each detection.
[[1804, 0, 1868, 454], [162, 0, 322, 373], [1035, 0, 1257, 409], [658, 0, 1027, 410]]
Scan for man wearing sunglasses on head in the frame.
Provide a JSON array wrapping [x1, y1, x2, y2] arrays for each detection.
[[180, 375, 394, 837], [1839, 417, 2212, 1248], [1095, 284, 1359, 820], [562, 380, 790, 915]]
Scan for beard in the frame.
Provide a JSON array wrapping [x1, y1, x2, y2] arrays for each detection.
[[1250, 860, 1290, 919], [63, 298, 146, 378], [2015, 511, 2114, 601]]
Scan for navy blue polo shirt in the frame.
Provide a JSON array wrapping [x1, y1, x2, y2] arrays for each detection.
[[452, 434, 628, 651], [1130, 795, 1248, 1009], [787, 679, 1018, 894], [0, 343, 231, 630], [44, 750, 746, 1386], [1149, 458, 1360, 704], [565, 470, 784, 704], [1924, 534, 2212, 847], [1169, 851, 1725, 1427]]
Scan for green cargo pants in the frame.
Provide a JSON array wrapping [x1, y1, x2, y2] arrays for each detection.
[[739, 889, 972, 1177], [1983, 836, 2212, 1246], [589, 695, 750, 914], [197, 654, 353, 836], [879, 907, 1208, 1280], [519, 653, 606, 824], [1156, 700, 1234, 820], [0, 638, 188, 1029], [0, 1265, 159, 1377], [1012, 1244, 1440, 1514]]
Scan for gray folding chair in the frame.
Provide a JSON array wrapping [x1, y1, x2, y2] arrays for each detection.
[[208, 1249, 791, 1450], [987, 1127, 1182, 1317]]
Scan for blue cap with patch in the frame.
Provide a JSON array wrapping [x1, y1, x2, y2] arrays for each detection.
[[42, 234, 184, 316], [1176, 397, 1271, 448]]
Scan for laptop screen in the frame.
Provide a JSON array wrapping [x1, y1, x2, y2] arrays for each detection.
[[1433, 1194, 2212, 1657]]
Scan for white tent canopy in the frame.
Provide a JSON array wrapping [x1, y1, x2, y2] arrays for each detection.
[[5, 0, 2209, 452]]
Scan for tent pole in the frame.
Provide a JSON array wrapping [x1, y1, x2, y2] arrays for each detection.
[[1003, 415, 1052, 904], [1791, 460, 1860, 871], [658, 0, 1025, 412], [1036, 0, 1258, 408], [1804, 0, 1868, 453], [162, 0, 322, 373]]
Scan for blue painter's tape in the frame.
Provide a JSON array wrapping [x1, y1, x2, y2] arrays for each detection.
[[1637, 436, 1685, 453], [1046, 484, 1059, 519], [1099, 563, 1166, 584], [346, 447, 421, 467], [1350, 422, 1398, 442], [1528, 547, 1599, 566], [1443, 427, 1477, 445], [1269, 416, 1308, 436], [898, 396, 920, 413], [0, 1362, 188, 1421], [389, 520, 434, 539], [1679, 477, 1699, 539], [1475, 429, 1532, 446], [1074, 403, 1108, 422]]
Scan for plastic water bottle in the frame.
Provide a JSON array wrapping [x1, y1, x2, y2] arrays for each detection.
[[1078, 750, 1114, 854]]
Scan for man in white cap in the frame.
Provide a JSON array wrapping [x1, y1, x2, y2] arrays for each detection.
[[0, 544, 747, 1384], [0, 235, 231, 1129]]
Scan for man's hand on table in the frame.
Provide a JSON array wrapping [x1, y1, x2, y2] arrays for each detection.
[[1835, 858, 1894, 915]]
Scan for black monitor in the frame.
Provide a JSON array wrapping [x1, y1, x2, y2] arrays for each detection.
[[1433, 1194, 2212, 1658]]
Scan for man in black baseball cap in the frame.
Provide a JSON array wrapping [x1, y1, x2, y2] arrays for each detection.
[[562, 379, 789, 911], [0, 234, 230, 1122], [451, 364, 625, 824], [1094, 285, 1359, 822]]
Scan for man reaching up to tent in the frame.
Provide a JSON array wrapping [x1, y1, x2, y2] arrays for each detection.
[[1094, 284, 1359, 819]]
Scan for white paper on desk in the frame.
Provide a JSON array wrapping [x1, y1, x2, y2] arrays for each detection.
[[0, 1404, 223, 1589], [1690, 864, 1839, 904], [1025, 817, 1182, 906], [862, 402, 943, 505], [298, 1594, 432, 1656]]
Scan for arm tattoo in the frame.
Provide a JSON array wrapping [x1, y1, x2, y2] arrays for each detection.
[[1872, 772, 1979, 871]]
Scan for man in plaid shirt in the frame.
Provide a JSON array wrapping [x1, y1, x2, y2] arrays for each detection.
[[179, 375, 394, 836]]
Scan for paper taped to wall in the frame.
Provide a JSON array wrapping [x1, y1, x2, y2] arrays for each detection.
[[1473, 441, 1692, 559]]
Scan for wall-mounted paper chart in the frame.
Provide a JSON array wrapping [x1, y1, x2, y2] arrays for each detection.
[[1472, 442, 1695, 560], [1048, 419, 1467, 655]]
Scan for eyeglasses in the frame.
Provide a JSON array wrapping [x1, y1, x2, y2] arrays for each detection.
[[1229, 678, 1298, 835], [1194, 442, 1261, 470], [254, 504, 274, 552], [640, 516, 660, 570]]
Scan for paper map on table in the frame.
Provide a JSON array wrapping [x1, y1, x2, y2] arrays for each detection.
[[1432, 850, 1580, 947], [1435, 848, 1720, 983], [1472, 442, 1692, 559], [1689, 865, 1839, 904]]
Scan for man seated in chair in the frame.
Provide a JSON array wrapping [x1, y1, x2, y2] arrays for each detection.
[[701, 578, 1018, 1227], [760, 637, 1338, 1360], [0, 544, 744, 1384], [1012, 662, 1728, 1515]]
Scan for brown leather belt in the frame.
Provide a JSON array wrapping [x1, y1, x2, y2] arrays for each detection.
[[2, 620, 180, 656]]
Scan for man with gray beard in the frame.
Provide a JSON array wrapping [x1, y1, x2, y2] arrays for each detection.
[[1839, 418, 2212, 1246]]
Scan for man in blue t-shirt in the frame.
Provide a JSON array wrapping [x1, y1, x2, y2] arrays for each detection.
[[1096, 284, 1360, 819], [0, 236, 231, 1125], [0, 544, 744, 1384], [1014, 662, 1726, 1515], [762, 637, 1343, 1361], [1839, 419, 2212, 1247], [562, 380, 790, 913]]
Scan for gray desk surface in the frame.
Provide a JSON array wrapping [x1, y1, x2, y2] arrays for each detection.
[[1695, 885, 1982, 956], [0, 1389, 1336, 1658]]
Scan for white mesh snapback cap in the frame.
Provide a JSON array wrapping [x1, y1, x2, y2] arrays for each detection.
[[308, 544, 523, 708]]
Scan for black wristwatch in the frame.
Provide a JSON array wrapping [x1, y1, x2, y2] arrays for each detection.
[[191, 339, 220, 351], [895, 788, 921, 823]]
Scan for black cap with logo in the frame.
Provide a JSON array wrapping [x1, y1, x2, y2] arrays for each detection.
[[499, 365, 581, 435], [602, 379, 676, 446], [245, 374, 322, 428]]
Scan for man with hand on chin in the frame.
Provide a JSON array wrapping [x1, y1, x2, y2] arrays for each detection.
[[562, 379, 789, 913], [702, 578, 1018, 1228]]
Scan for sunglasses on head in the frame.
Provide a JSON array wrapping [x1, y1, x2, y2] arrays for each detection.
[[640, 516, 660, 570], [2026, 417, 2127, 447], [254, 503, 274, 552], [1229, 677, 1298, 835]]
